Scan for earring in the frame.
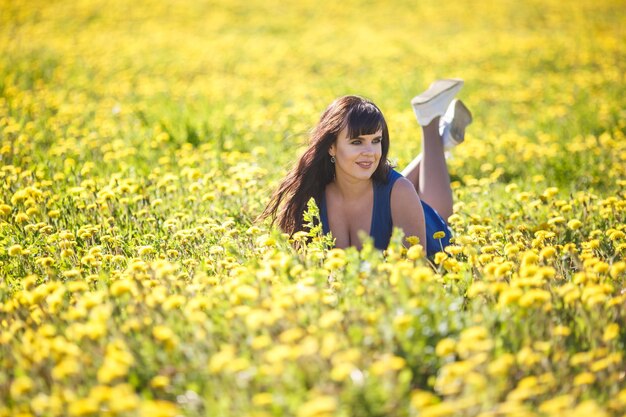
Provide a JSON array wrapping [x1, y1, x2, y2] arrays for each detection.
[[330, 156, 336, 163]]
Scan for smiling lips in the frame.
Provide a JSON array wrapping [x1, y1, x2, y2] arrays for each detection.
[[356, 161, 374, 169]]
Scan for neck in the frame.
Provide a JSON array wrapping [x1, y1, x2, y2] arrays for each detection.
[[332, 172, 372, 199]]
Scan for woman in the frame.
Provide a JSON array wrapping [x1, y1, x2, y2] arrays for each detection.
[[261, 79, 472, 257]]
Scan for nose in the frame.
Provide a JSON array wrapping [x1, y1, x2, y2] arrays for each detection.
[[362, 144, 375, 155]]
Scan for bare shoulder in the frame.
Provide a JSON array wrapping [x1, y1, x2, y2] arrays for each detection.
[[389, 176, 426, 247], [390, 177, 420, 204]]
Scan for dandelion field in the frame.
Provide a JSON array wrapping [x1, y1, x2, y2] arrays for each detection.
[[1, 0, 626, 415]]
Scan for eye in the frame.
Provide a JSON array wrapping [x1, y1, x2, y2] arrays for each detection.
[[350, 139, 361, 145], [372, 137, 382, 144]]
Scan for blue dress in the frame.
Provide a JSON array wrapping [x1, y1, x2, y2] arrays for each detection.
[[319, 169, 451, 257]]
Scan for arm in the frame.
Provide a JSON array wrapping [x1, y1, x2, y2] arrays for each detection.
[[390, 177, 427, 250]]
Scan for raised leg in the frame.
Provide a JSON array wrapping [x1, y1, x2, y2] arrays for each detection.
[[405, 79, 471, 221], [401, 116, 453, 220], [400, 154, 422, 190]]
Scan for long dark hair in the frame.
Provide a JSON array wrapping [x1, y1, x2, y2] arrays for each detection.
[[260, 95, 392, 235]]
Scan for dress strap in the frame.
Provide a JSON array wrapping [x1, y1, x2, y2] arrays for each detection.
[[318, 193, 330, 235], [370, 169, 402, 249]]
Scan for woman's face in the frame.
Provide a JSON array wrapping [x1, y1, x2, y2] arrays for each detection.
[[329, 127, 383, 182]]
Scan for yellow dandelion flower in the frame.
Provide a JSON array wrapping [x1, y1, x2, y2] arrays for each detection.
[[8, 244, 23, 256], [567, 219, 583, 230], [407, 244, 424, 260], [252, 393, 273, 406], [572, 400, 608, 417], [52, 357, 81, 380], [548, 216, 566, 225], [97, 355, 131, 383], [256, 235, 276, 247], [279, 328, 305, 344], [243, 309, 269, 330], [433, 252, 447, 265], [327, 248, 345, 258], [330, 362, 356, 382], [539, 246, 556, 260], [251, 335, 272, 350], [152, 325, 175, 342], [36, 256, 55, 267], [447, 213, 463, 226], [11, 189, 29, 205], [247, 226, 263, 236], [419, 402, 456, 417], [433, 231, 446, 240], [538, 394, 574, 414], [610, 261, 625, 278], [573, 372, 595, 386], [602, 323, 619, 342], [411, 389, 440, 408], [324, 256, 345, 270], [569, 351, 593, 366], [590, 356, 614, 372], [521, 251, 539, 266], [15, 212, 29, 223], [498, 287, 523, 307], [31, 392, 63, 415], [608, 230, 625, 241], [518, 289, 551, 308], [235, 284, 259, 301], [209, 345, 236, 374], [435, 338, 456, 357], [318, 310, 343, 329], [517, 347, 541, 367], [0, 203, 11, 216], [593, 261, 610, 274], [370, 354, 406, 375], [162, 294, 186, 311], [296, 395, 337, 417], [553, 325, 571, 336], [586, 239, 601, 249], [108, 384, 140, 413], [68, 398, 99, 416], [63, 269, 81, 279], [137, 246, 154, 257], [405, 235, 420, 246], [10, 375, 33, 398], [110, 280, 134, 297], [139, 400, 179, 417], [467, 281, 488, 298], [487, 353, 515, 376]]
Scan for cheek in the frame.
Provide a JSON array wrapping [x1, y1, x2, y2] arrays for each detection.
[[339, 146, 355, 158]]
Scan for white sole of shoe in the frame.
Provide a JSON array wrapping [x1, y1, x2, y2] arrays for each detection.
[[442, 100, 473, 150], [410, 79, 464, 105], [411, 79, 464, 126], [450, 100, 472, 140]]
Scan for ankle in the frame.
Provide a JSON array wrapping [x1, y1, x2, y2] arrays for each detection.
[[422, 116, 441, 132]]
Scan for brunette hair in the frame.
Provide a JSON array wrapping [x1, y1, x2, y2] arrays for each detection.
[[260, 95, 392, 235]]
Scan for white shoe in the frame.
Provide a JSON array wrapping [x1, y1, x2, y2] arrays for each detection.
[[411, 79, 464, 126], [440, 99, 472, 150]]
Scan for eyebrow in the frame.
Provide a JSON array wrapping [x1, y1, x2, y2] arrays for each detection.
[[349, 134, 383, 140]]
